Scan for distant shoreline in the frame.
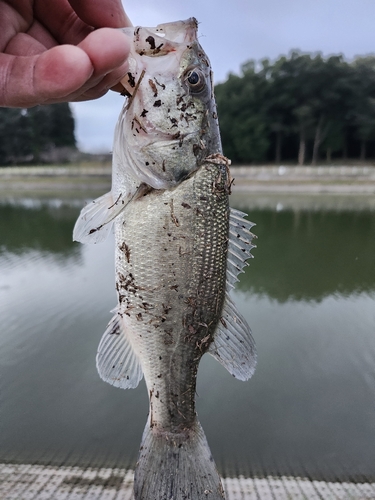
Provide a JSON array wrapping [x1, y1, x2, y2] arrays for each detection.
[[0, 164, 375, 195]]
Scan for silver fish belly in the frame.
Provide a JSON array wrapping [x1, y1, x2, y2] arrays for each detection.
[[73, 17, 257, 500]]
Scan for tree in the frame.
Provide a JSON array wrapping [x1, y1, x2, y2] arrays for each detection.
[[0, 103, 76, 165], [49, 103, 76, 148], [262, 56, 295, 163], [215, 61, 270, 163], [309, 55, 352, 164], [0, 108, 33, 164], [215, 51, 375, 164], [348, 57, 375, 160], [266, 52, 316, 165], [321, 120, 345, 161]]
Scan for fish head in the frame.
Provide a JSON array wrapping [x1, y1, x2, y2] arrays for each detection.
[[116, 18, 222, 190]]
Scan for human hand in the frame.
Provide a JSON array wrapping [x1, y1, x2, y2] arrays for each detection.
[[0, 0, 132, 107]]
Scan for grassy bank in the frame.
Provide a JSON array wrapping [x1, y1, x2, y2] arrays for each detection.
[[1, 164, 375, 195]]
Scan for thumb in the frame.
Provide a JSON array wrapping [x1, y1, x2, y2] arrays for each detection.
[[0, 46, 93, 107]]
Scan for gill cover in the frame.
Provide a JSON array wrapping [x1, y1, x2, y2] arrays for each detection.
[[113, 18, 220, 191]]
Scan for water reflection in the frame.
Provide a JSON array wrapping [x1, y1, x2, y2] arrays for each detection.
[[239, 208, 375, 300], [0, 200, 80, 258], [0, 194, 374, 481], [199, 291, 375, 480]]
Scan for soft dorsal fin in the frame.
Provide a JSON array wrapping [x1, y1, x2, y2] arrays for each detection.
[[226, 208, 256, 290], [208, 293, 257, 380], [96, 310, 143, 389], [73, 192, 127, 244]]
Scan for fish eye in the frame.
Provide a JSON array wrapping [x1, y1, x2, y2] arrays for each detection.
[[188, 71, 200, 85], [185, 68, 206, 93]]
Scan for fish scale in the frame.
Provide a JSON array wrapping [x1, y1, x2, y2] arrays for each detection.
[[114, 163, 229, 432]]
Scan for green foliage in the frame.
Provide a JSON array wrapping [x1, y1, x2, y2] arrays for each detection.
[[215, 62, 270, 163], [0, 103, 76, 165], [216, 52, 375, 163]]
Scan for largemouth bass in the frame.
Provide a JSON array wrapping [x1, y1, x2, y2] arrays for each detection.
[[73, 18, 257, 500]]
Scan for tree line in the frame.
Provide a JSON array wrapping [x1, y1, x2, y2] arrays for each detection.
[[0, 103, 76, 165], [215, 51, 375, 164]]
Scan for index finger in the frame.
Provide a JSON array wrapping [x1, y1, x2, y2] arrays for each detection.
[[68, 0, 132, 28]]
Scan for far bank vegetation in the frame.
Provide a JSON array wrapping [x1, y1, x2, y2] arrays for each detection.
[[216, 52, 375, 165], [0, 103, 77, 166]]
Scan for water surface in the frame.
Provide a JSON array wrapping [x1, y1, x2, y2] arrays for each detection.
[[0, 193, 374, 481]]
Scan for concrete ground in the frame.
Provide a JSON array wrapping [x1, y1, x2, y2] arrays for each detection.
[[1, 463, 375, 500]]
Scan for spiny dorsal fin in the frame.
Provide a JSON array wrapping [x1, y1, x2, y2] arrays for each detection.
[[96, 310, 143, 389], [226, 207, 256, 290], [208, 293, 257, 380]]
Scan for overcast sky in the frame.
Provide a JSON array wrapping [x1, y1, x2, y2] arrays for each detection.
[[71, 0, 375, 153]]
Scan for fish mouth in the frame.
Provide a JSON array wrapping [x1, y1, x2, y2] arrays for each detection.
[[134, 18, 198, 56], [119, 18, 198, 59]]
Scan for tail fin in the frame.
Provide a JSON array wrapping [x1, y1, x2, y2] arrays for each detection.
[[134, 419, 225, 499]]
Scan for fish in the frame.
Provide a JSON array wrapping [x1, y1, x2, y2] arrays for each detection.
[[73, 18, 257, 500]]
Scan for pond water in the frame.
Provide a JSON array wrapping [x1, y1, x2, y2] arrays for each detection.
[[0, 192, 374, 481]]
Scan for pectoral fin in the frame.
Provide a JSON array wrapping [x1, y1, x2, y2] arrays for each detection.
[[96, 310, 143, 389], [208, 294, 257, 380], [73, 191, 127, 244]]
